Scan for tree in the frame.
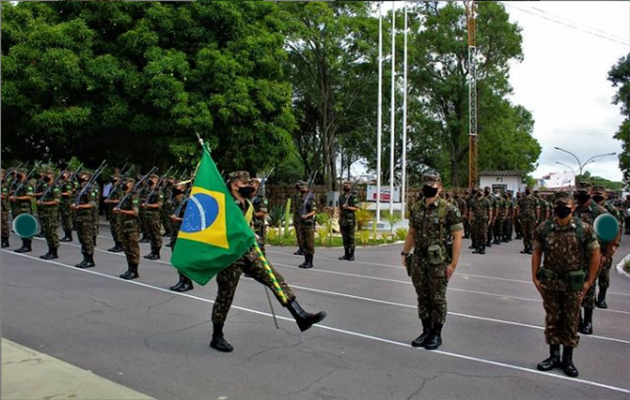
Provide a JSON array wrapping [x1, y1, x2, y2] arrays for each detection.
[[608, 53, 630, 185], [1, 1, 296, 172]]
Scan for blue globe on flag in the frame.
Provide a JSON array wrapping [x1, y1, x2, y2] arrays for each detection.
[[182, 193, 220, 233]]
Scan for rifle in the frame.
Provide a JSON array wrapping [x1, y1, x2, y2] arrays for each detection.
[[115, 166, 158, 212], [252, 167, 275, 203], [67, 163, 85, 183], [40, 166, 70, 202], [299, 171, 318, 216], [179, 169, 188, 181], [342, 178, 360, 208], [105, 165, 134, 202], [12, 165, 40, 196], [73, 160, 107, 206], [142, 166, 173, 206], [2, 163, 22, 183]]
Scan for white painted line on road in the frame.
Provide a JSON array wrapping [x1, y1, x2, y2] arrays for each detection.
[[3, 249, 629, 396]]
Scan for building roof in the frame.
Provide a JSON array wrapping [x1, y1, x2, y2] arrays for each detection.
[[479, 170, 524, 177]]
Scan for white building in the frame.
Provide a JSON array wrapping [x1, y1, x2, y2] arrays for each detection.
[[479, 171, 527, 194], [537, 171, 576, 190]]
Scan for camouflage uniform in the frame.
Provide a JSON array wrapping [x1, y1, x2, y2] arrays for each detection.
[[39, 182, 61, 253], [252, 193, 269, 254], [296, 183, 317, 268], [143, 181, 164, 259], [593, 186, 621, 309], [409, 197, 463, 326], [75, 183, 97, 262], [160, 183, 174, 238], [456, 194, 469, 239], [138, 184, 149, 242], [493, 193, 506, 244], [117, 192, 141, 266], [59, 178, 75, 240], [503, 193, 514, 242], [92, 184, 101, 244], [534, 215, 599, 348], [11, 177, 35, 252], [339, 184, 358, 260], [484, 189, 496, 246], [292, 186, 305, 253], [106, 181, 123, 252], [517, 191, 539, 253], [469, 191, 491, 252]]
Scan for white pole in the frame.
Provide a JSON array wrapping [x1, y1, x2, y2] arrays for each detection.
[[401, 1, 408, 220], [389, 0, 395, 216], [376, 1, 383, 224]]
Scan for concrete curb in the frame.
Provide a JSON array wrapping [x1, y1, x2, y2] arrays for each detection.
[[1, 339, 154, 400], [615, 252, 630, 280]]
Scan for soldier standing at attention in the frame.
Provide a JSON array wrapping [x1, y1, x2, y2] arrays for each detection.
[[251, 178, 269, 255], [297, 180, 317, 269], [532, 192, 600, 378], [469, 188, 492, 255], [455, 191, 468, 240], [514, 192, 523, 240], [71, 172, 97, 268], [104, 174, 124, 253], [142, 174, 164, 260], [463, 189, 472, 239], [59, 171, 75, 243], [401, 174, 463, 350], [503, 191, 514, 242], [1, 169, 10, 248], [37, 170, 61, 260], [169, 181, 194, 292], [210, 171, 326, 353], [493, 188, 506, 245], [592, 185, 621, 309], [292, 181, 305, 256], [114, 178, 141, 280], [517, 187, 539, 254], [483, 187, 496, 248], [138, 176, 150, 244], [10, 170, 35, 253], [338, 180, 358, 261]]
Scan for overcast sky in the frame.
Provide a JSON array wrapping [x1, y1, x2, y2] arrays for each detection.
[[504, 1, 630, 181]]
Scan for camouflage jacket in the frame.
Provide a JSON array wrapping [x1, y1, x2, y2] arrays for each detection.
[[469, 195, 491, 221], [39, 184, 61, 214], [410, 198, 463, 252], [252, 195, 268, 232], [339, 192, 358, 225], [518, 194, 538, 221]]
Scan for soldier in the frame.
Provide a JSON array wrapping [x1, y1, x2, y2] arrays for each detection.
[[296, 180, 317, 269], [37, 170, 61, 260], [10, 169, 35, 253], [142, 174, 164, 260], [469, 188, 492, 255], [572, 181, 609, 335], [592, 186, 621, 309], [169, 181, 194, 292], [104, 174, 124, 253], [401, 174, 463, 350], [503, 191, 514, 242], [210, 171, 326, 353], [484, 187, 496, 248], [92, 179, 101, 246], [59, 170, 75, 242], [517, 187, 539, 254], [71, 172, 97, 269], [455, 191, 468, 240], [33, 170, 47, 238], [338, 180, 358, 261], [622, 194, 630, 235], [292, 181, 305, 255], [532, 192, 600, 378], [251, 178, 269, 255], [113, 178, 141, 280], [493, 188, 506, 245], [514, 192, 523, 240], [463, 189, 472, 239], [1, 169, 10, 248], [160, 176, 174, 239], [138, 176, 150, 243]]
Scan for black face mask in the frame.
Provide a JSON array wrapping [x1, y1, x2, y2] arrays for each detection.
[[422, 185, 438, 198], [78, 178, 87, 184], [593, 195, 605, 203], [172, 189, 183, 196], [476, 192, 482, 197], [238, 186, 255, 197], [575, 192, 590, 204], [300, 189, 307, 194], [16, 174, 23, 180], [525, 190, 531, 195], [554, 205, 572, 219], [149, 181, 155, 187], [344, 187, 351, 192], [43, 176, 51, 183], [484, 190, 490, 196]]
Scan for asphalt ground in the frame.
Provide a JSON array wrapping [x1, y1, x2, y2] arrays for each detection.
[[2, 225, 629, 400]]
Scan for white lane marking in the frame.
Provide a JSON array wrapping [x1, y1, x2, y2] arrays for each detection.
[[3, 249, 629, 395]]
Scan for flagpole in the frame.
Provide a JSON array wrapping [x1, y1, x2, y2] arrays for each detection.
[[390, 0, 395, 216], [401, 1, 408, 220], [376, 1, 383, 224]]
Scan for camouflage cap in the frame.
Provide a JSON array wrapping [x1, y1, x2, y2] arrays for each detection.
[[484, 186, 491, 191], [554, 191, 572, 205], [422, 174, 441, 186], [229, 171, 251, 184], [592, 185, 606, 195], [577, 181, 592, 191]]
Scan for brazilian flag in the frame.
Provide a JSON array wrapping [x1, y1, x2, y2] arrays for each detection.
[[171, 147, 255, 285]]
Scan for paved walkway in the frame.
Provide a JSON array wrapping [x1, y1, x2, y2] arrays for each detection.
[[2, 339, 153, 400]]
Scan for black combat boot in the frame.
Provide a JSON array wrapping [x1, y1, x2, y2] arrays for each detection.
[[347, 248, 355, 262], [477, 246, 486, 255], [580, 308, 593, 335], [411, 319, 433, 348], [286, 300, 327, 332], [493, 237, 501, 245], [77, 254, 95, 269], [596, 288, 608, 309], [562, 346, 579, 378], [298, 254, 313, 269], [424, 323, 443, 350], [293, 248, 304, 256], [146, 248, 160, 261], [468, 243, 476, 249], [526, 245, 533, 255], [120, 263, 139, 280], [537, 344, 561, 371], [40, 246, 59, 260], [1, 236, 9, 248], [108, 241, 123, 253], [176, 276, 194, 292], [339, 247, 349, 260], [170, 274, 185, 291], [14, 239, 32, 253], [139, 235, 149, 244], [472, 246, 480, 254], [39, 247, 52, 260], [75, 252, 88, 268], [61, 231, 73, 242], [210, 323, 233, 352], [520, 245, 529, 254], [49, 247, 59, 260]]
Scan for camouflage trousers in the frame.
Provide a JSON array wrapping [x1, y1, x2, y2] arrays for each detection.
[[294, 221, 304, 251], [160, 204, 173, 237], [40, 207, 60, 249], [297, 222, 315, 255], [1, 208, 9, 238], [493, 218, 504, 240], [144, 210, 162, 250], [411, 257, 448, 326], [598, 256, 614, 290], [119, 220, 140, 265], [503, 218, 512, 239], [340, 222, 356, 251], [138, 209, 148, 238], [541, 288, 581, 347], [76, 211, 95, 256], [471, 219, 488, 248], [109, 208, 121, 243], [60, 201, 74, 232], [93, 208, 99, 239], [212, 246, 296, 325], [515, 218, 522, 237], [521, 220, 535, 248], [463, 219, 471, 238], [170, 222, 181, 249]]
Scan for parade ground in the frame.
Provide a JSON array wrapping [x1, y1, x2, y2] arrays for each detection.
[[2, 225, 629, 400]]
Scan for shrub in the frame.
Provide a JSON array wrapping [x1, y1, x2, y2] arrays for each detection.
[[317, 227, 329, 245], [355, 202, 373, 231], [395, 227, 409, 241], [267, 205, 285, 228], [358, 229, 371, 245], [316, 212, 330, 226]]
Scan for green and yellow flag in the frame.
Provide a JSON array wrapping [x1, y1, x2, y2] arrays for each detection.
[[171, 147, 255, 285]]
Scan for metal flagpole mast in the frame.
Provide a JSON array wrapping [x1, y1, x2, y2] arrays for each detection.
[[376, 1, 383, 224], [466, 1, 478, 190], [390, 0, 396, 216], [401, 1, 408, 220]]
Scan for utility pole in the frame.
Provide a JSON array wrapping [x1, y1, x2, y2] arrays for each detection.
[[466, 1, 478, 190]]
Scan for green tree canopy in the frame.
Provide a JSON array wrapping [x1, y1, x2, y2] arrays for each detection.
[[608, 53, 630, 185]]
